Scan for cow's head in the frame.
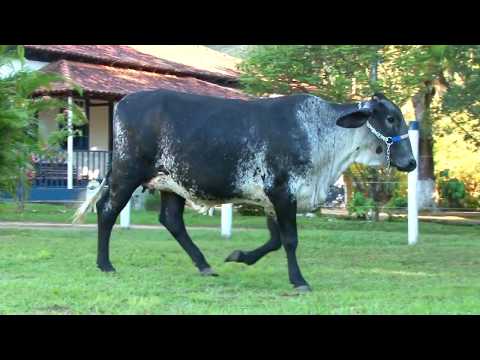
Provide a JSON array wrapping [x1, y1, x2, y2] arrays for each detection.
[[335, 93, 416, 172]]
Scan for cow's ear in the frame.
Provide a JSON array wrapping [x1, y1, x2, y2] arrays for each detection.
[[336, 109, 371, 129], [372, 92, 386, 101]]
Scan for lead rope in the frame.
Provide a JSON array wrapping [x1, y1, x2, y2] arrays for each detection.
[[365, 121, 409, 173]]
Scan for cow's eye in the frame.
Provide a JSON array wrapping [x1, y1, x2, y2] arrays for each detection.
[[386, 116, 395, 124]]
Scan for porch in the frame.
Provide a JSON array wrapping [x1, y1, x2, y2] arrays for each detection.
[[31, 96, 116, 202], [23, 49, 248, 202]]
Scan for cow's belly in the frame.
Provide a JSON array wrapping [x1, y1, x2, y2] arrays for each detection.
[[144, 174, 273, 213]]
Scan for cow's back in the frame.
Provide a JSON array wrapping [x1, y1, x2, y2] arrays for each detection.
[[115, 90, 312, 206]]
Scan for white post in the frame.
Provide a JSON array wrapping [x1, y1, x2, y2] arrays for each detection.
[[221, 203, 233, 238], [408, 121, 419, 245], [67, 96, 74, 190], [120, 199, 131, 228]]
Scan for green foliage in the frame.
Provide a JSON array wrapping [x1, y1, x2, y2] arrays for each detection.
[[239, 45, 381, 102], [462, 193, 480, 210], [387, 195, 408, 209], [0, 45, 86, 206], [346, 163, 407, 221], [383, 194, 408, 221], [347, 192, 375, 219], [438, 170, 468, 209], [440, 46, 480, 148]]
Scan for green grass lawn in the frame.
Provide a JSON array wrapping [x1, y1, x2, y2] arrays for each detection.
[[0, 212, 479, 314], [0, 201, 378, 229]]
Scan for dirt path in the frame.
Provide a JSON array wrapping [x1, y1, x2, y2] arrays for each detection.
[[0, 221, 259, 232]]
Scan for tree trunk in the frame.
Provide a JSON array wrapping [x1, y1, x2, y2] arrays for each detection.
[[412, 83, 437, 210], [343, 174, 353, 208]]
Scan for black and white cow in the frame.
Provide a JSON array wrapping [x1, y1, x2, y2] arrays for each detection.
[[74, 89, 416, 292]]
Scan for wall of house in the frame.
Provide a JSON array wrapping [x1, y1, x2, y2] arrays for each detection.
[[38, 109, 59, 142], [89, 105, 109, 151], [37, 101, 110, 151]]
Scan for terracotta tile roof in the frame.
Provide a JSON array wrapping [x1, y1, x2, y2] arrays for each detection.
[[24, 45, 238, 83], [35, 60, 250, 100]]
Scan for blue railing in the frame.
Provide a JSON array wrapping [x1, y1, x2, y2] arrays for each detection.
[[32, 150, 111, 188]]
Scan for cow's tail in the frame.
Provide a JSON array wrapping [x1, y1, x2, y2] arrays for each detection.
[[72, 170, 110, 224]]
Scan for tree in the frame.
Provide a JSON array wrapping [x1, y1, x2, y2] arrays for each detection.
[[440, 46, 480, 148], [238, 45, 405, 219], [0, 45, 85, 208], [239, 45, 381, 101], [239, 45, 480, 210]]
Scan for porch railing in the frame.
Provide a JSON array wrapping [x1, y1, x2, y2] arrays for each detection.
[[32, 150, 111, 188]]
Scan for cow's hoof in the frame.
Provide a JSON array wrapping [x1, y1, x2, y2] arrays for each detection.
[[97, 263, 116, 272], [225, 250, 244, 263], [295, 285, 312, 293], [199, 267, 219, 277]]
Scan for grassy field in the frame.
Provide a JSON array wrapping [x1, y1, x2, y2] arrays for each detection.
[[1, 207, 479, 314]]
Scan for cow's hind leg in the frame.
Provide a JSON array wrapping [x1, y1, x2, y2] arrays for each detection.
[[159, 191, 217, 276], [225, 216, 281, 265], [96, 179, 140, 272]]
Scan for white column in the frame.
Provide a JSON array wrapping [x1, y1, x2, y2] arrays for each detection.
[[120, 199, 131, 228], [408, 121, 419, 245], [221, 203, 233, 238], [67, 96, 74, 190]]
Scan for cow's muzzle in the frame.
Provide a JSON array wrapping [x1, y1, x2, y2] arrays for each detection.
[[396, 159, 417, 172]]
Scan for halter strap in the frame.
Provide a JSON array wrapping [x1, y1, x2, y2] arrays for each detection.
[[365, 121, 409, 170]]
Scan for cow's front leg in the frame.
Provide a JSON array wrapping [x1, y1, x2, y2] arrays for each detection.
[[267, 186, 311, 292]]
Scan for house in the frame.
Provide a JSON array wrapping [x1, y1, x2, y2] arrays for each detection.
[[21, 45, 249, 202]]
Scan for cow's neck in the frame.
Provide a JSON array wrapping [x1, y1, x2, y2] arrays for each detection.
[[294, 97, 377, 210], [307, 101, 372, 186], [323, 123, 370, 185]]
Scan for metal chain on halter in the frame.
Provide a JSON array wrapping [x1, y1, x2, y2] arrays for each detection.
[[366, 121, 395, 172]]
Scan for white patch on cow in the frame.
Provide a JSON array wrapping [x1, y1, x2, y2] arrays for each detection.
[[104, 198, 112, 213], [151, 129, 222, 212], [145, 173, 226, 213], [234, 142, 274, 212], [113, 115, 128, 160]]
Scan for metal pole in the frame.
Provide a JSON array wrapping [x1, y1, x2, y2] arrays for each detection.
[[408, 121, 419, 245], [221, 203, 233, 238], [67, 96, 74, 190]]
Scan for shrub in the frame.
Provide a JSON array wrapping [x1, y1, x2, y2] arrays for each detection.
[[347, 192, 375, 219], [438, 170, 467, 209], [383, 195, 408, 221], [463, 194, 480, 211], [387, 195, 408, 209]]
